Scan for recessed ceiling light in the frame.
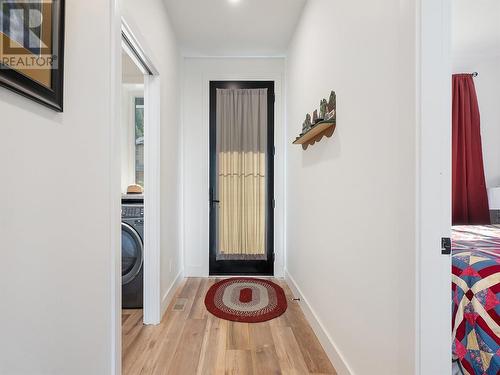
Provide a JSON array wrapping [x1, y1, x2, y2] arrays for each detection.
[[228, 0, 241, 4]]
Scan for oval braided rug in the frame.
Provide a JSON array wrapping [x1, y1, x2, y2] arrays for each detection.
[[204, 278, 287, 323]]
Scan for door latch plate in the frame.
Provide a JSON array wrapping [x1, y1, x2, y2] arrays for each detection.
[[441, 237, 451, 255]]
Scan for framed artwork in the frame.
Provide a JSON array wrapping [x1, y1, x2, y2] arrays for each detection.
[[0, 0, 65, 111]]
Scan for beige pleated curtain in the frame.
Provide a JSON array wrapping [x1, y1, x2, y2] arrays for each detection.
[[216, 88, 268, 259]]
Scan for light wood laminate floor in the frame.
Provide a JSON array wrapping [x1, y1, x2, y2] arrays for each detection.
[[122, 278, 336, 375]]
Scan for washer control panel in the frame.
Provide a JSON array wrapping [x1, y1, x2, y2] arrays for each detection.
[[122, 204, 144, 219]]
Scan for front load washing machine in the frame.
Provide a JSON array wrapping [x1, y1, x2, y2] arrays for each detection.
[[122, 196, 144, 309]]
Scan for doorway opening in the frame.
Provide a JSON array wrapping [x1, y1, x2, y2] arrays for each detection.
[[450, 2, 500, 374], [209, 81, 275, 276], [119, 20, 162, 330], [121, 49, 145, 313]]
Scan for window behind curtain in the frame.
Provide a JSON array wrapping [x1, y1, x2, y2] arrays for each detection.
[[135, 97, 144, 187]]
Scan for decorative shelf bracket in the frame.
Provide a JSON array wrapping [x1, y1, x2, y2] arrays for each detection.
[[293, 121, 336, 150]]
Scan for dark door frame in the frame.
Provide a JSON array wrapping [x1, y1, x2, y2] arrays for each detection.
[[209, 80, 275, 276]]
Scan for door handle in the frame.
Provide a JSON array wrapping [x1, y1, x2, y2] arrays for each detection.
[[209, 188, 220, 205]]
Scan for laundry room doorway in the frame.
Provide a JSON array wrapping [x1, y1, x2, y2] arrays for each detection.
[[120, 20, 162, 328]]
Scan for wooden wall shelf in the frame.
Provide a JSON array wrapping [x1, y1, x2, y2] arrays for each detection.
[[293, 120, 336, 150]]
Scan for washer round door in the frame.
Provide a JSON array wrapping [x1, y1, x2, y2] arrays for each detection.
[[122, 222, 143, 285]]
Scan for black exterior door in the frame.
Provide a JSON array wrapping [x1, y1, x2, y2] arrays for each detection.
[[209, 81, 275, 276]]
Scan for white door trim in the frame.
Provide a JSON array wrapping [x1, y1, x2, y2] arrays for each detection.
[[109, 4, 163, 373], [110, 2, 122, 375], [120, 19, 162, 326], [143, 73, 162, 324], [121, 20, 159, 76], [416, 0, 452, 373]]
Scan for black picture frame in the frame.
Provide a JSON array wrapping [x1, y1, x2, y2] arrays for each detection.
[[0, 0, 65, 112]]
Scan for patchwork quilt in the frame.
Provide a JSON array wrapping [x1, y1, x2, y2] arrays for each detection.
[[452, 226, 500, 375]]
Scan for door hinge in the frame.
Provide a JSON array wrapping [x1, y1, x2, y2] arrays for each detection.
[[273, 146, 276, 156], [273, 199, 276, 209], [441, 237, 451, 255]]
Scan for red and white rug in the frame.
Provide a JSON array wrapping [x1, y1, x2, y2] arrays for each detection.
[[204, 278, 287, 323]]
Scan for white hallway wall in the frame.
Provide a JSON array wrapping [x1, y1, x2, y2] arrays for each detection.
[[181, 58, 285, 277], [0, 0, 181, 373], [0, 1, 114, 373], [285, 0, 416, 374], [121, 0, 183, 312]]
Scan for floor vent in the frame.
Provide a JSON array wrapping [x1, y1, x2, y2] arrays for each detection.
[[173, 298, 187, 311]]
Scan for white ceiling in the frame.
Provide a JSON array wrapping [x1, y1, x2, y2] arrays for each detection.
[[163, 0, 307, 56], [452, 0, 500, 58]]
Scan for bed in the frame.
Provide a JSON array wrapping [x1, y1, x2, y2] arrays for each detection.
[[452, 225, 500, 375]]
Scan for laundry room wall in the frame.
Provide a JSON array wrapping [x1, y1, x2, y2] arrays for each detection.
[[121, 0, 182, 314]]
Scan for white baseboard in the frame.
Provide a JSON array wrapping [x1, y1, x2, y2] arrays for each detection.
[[160, 270, 184, 318], [183, 265, 208, 278], [285, 269, 355, 375]]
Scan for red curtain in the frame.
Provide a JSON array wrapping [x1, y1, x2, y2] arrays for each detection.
[[452, 74, 490, 225]]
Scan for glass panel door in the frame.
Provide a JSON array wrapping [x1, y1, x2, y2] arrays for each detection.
[[209, 81, 274, 275]]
